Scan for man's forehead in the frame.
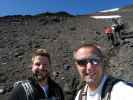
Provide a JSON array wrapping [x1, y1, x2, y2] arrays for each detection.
[[33, 55, 48, 61], [75, 47, 99, 58], [77, 47, 97, 54]]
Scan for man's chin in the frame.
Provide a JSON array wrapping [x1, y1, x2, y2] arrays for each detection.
[[85, 79, 95, 84], [84, 77, 95, 84], [34, 74, 48, 81]]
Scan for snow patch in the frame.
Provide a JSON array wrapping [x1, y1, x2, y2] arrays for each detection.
[[90, 15, 121, 19], [99, 8, 120, 13]]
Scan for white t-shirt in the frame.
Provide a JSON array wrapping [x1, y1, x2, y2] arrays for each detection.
[[41, 84, 49, 97], [75, 76, 133, 100]]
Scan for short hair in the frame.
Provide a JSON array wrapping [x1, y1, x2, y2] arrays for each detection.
[[73, 43, 104, 59], [32, 48, 51, 64]]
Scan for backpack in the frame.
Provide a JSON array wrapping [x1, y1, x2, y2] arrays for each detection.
[[78, 76, 122, 100], [13, 80, 34, 100]]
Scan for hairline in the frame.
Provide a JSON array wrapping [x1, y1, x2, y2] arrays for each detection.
[[32, 49, 51, 64], [73, 44, 103, 59]]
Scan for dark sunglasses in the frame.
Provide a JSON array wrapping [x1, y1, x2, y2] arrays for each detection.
[[75, 58, 100, 66]]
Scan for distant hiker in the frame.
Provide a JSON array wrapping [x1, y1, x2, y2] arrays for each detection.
[[111, 18, 122, 46], [8, 49, 64, 100], [117, 18, 125, 40], [104, 26, 114, 45], [112, 18, 125, 41], [73, 43, 133, 100]]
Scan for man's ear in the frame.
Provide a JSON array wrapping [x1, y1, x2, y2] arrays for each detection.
[[32, 57, 34, 63]]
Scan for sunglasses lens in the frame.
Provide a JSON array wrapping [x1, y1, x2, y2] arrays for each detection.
[[77, 59, 87, 65], [90, 59, 99, 65], [76, 58, 100, 66]]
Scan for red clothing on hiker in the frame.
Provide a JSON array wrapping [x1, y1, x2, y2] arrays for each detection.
[[104, 27, 113, 36]]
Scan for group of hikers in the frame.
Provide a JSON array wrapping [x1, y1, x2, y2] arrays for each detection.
[[8, 43, 133, 100], [104, 18, 125, 46]]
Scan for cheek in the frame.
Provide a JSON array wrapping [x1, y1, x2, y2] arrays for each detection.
[[78, 68, 86, 80], [96, 66, 103, 75], [32, 65, 38, 73], [77, 67, 86, 75]]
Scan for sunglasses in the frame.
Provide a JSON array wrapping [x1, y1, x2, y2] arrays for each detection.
[[75, 58, 101, 66]]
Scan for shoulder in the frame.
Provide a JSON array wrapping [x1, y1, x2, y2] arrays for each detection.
[[111, 81, 133, 99], [105, 76, 133, 92], [13, 79, 34, 95], [14, 80, 31, 87], [113, 81, 133, 91], [13, 82, 25, 93], [8, 80, 27, 100], [13, 80, 31, 92]]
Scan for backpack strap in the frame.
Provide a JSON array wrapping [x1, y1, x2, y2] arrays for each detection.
[[101, 76, 121, 99], [126, 82, 133, 87], [78, 84, 88, 100], [14, 80, 34, 100]]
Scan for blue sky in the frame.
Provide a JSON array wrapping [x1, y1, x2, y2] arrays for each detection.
[[0, 0, 133, 16]]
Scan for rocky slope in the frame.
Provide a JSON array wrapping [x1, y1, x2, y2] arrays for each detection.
[[0, 6, 133, 100]]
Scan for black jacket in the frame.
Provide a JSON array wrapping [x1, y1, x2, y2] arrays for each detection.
[[8, 77, 64, 100]]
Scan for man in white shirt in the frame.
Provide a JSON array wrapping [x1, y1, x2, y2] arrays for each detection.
[[73, 43, 133, 100]]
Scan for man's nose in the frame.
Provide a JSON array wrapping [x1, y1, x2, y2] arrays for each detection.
[[86, 62, 93, 72], [39, 64, 44, 69]]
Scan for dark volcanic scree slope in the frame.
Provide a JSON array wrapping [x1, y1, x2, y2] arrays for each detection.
[[0, 7, 133, 99]]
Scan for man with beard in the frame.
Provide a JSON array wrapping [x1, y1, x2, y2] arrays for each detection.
[[73, 43, 133, 100], [8, 49, 64, 100]]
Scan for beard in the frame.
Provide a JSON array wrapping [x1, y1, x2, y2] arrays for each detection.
[[34, 70, 49, 81], [84, 73, 96, 84], [84, 77, 95, 84]]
